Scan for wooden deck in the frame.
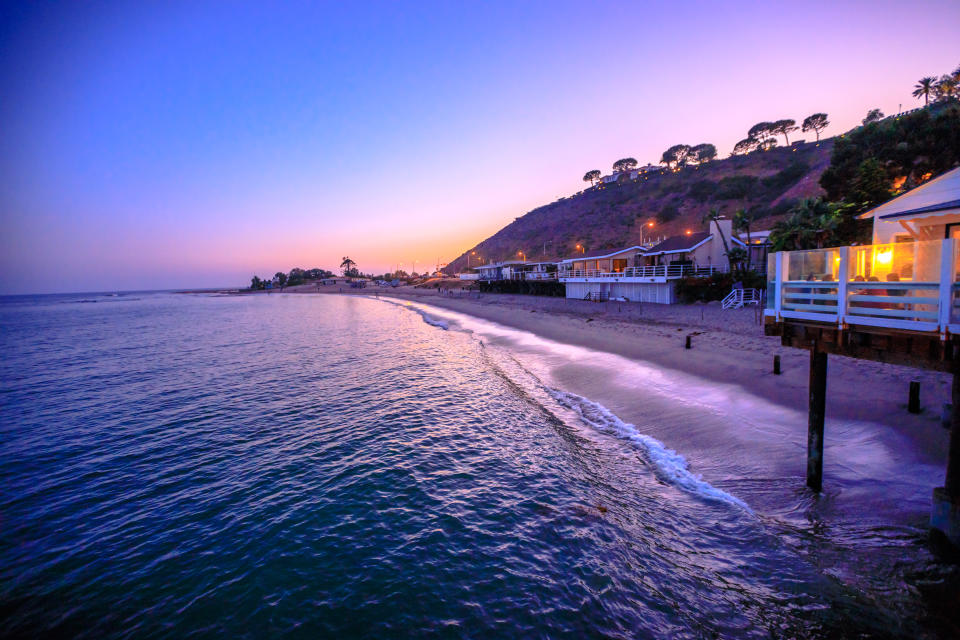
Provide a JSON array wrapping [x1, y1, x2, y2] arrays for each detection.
[[765, 239, 960, 546]]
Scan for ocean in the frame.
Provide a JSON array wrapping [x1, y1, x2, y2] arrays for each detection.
[[1, 292, 956, 638]]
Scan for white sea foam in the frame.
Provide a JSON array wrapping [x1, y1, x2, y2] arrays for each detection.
[[422, 315, 449, 330], [547, 387, 753, 512], [370, 297, 449, 330]]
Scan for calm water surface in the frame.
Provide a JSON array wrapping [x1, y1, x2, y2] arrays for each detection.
[[1, 293, 957, 638]]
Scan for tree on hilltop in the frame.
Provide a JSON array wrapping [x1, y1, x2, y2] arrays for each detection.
[[746, 122, 778, 151], [612, 157, 638, 173], [801, 113, 829, 143], [748, 122, 774, 142], [688, 143, 717, 164], [660, 144, 691, 170], [732, 137, 759, 156], [862, 108, 884, 125], [771, 119, 799, 146], [913, 77, 937, 105], [583, 169, 601, 186], [936, 75, 958, 101]]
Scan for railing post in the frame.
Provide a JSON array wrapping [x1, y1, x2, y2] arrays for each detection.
[[836, 246, 849, 326], [939, 238, 955, 337], [774, 252, 784, 320]]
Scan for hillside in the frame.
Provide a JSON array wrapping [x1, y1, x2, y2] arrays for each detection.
[[446, 141, 833, 272]]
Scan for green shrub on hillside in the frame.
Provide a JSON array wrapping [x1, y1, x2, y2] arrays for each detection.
[[688, 180, 718, 202], [715, 175, 758, 200], [761, 161, 809, 192], [657, 203, 680, 223], [820, 103, 960, 207]]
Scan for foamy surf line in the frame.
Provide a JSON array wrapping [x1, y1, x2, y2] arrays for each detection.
[[547, 387, 752, 511], [376, 296, 751, 512], [372, 296, 449, 329]]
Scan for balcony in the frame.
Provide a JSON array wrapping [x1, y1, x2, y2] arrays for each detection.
[[560, 264, 724, 281], [765, 239, 959, 335]]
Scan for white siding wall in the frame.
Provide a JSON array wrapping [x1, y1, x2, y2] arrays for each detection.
[[565, 282, 676, 303]]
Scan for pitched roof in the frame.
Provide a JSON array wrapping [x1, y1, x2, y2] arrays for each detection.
[[860, 167, 960, 221], [644, 232, 711, 255], [559, 246, 646, 264]]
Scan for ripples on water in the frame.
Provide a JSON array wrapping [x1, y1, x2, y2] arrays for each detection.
[[1, 293, 957, 638]]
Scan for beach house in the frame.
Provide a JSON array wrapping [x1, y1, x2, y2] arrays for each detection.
[[861, 167, 960, 244], [504, 261, 557, 280], [738, 229, 773, 273], [765, 166, 960, 334], [763, 167, 960, 543], [475, 260, 557, 282], [558, 219, 740, 303]]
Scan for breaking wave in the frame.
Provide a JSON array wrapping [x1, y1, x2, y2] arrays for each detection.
[[547, 387, 753, 511]]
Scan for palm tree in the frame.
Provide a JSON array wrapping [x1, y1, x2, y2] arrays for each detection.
[[703, 208, 732, 262], [733, 209, 753, 272], [913, 76, 937, 105], [340, 256, 357, 276]]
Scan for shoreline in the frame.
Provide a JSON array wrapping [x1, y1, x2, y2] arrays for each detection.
[[369, 288, 952, 467], [238, 283, 952, 470]]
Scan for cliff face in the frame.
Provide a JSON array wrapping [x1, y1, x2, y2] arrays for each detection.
[[446, 140, 832, 272]]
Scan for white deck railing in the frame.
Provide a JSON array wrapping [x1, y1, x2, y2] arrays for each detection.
[[560, 264, 724, 280], [766, 239, 959, 336], [512, 272, 558, 281]]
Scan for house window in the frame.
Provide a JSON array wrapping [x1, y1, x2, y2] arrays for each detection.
[[946, 224, 960, 241], [612, 259, 627, 272]]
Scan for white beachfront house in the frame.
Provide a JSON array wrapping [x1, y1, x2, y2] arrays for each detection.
[[475, 262, 508, 281], [504, 261, 557, 280], [475, 260, 557, 282], [765, 167, 960, 335], [863, 167, 960, 244], [559, 219, 740, 303]]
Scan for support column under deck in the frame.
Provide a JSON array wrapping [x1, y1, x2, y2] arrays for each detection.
[[931, 368, 960, 546], [807, 346, 827, 493]]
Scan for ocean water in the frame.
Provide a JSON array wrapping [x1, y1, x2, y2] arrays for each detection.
[[1, 292, 957, 638]]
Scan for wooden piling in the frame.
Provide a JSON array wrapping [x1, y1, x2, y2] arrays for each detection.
[[685, 335, 692, 349], [773, 355, 781, 375], [946, 371, 960, 497], [807, 347, 828, 492], [908, 380, 921, 414]]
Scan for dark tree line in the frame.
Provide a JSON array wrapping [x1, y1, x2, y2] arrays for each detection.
[[249, 267, 334, 290], [912, 64, 959, 105], [732, 114, 829, 155]]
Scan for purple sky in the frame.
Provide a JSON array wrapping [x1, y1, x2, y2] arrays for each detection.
[[1, 0, 958, 293]]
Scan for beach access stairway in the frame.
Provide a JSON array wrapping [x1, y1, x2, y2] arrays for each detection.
[[765, 239, 960, 336], [561, 264, 724, 281], [722, 288, 761, 309]]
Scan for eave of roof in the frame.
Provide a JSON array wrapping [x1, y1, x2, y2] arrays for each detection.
[[643, 232, 712, 256], [860, 167, 960, 220], [877, 199, 960, 220], [559, 246, 646, 264]]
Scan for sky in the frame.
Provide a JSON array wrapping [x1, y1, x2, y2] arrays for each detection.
[[1, 0, 958, 294]]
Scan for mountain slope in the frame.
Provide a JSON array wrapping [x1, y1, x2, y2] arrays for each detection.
[[446, 141, 833, 271]]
